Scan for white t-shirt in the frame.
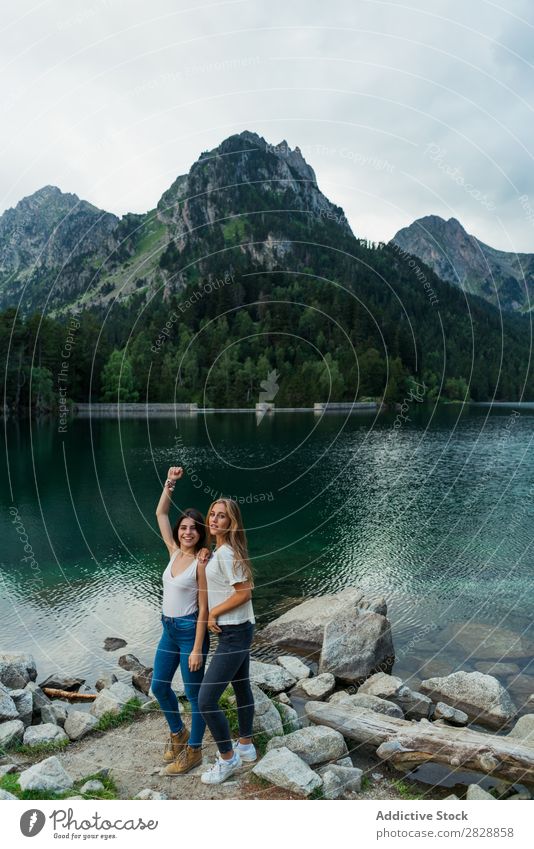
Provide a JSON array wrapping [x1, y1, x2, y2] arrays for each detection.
[[205, 543, 255, 625]]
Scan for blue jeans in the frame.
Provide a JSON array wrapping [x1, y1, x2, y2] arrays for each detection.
[[198, 621, 255, 754], [151, 613, 209, 748]]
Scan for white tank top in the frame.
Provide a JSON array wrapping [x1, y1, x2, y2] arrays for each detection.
[[162, 550, 199, 617]]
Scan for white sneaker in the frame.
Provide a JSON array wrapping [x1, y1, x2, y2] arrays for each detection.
[[233, 740, 257, 762], [200, 752, 241, 784]]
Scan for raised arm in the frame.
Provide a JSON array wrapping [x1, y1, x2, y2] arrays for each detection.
[[155, 466, 183, 554]]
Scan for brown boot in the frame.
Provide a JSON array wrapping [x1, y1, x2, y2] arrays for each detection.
[[164, 745, 202, 775], [162, 726, 189, 763]]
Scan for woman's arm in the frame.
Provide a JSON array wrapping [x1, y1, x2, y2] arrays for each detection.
[[189, 560, 209, 671], [155, 466, 183, 553], [208, 582, 252, 633]]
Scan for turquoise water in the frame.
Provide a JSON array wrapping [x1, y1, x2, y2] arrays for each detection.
[[1, 406, 533, 708]]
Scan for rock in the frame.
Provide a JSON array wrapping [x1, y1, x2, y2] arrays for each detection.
[[466, 784, 494, 800], [0, 765, 17, 777], [372, 772, 384, 780], [266, 725, 347, 765], [90, 681, 138, 719], [433, 702, 469, 726], [251, 684, 284, 737], [0, 789, 18, 799], [296, 673, 335, 701], [18, 756, 74, 792], [475, 661, 521, 677], [358, 672, 403, 699], [336, 756, 353, 766], [41, 701, 68, 727], [277, 656, 311, 679], [417, 658, 455, 679], [318, 763, 363, 797], [0, 652, 37, 688], [118, 655, 153, 695], [38, 674, 85, 692], [328, 690, 352, 704], [420, 671, 516, 729], [276, 701, 301, 732], [508, 789, 531, 800], [351, 693, 405, 719], [506, 674, 534, 703], [80, 779, 105, 794], [257, 587, 387, 653], [252, 747, 322, 796], [394, 686, 432, 719], [0, 719, 24, 748], [445, 622, 534, 660], [135, 789, 168, 800], [140, 698, 159, 712], [24, 682, 51, 720], [95, 673, 118, 691], [65, 796, 84, 800], [277, 692, 291, 705], [319, 610, 394, 684], [23, 723, 69, 747], [64, 710, 98, 741], [103, 637, 127, 651], [444, 794, 460, 800], [250, 661, 296, 694], [9, 688, 33, 727], [507, 714, 534, 747], [0, 686, 18, 722]]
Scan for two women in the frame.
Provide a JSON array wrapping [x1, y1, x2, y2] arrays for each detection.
[[152, 466, 255, 783]]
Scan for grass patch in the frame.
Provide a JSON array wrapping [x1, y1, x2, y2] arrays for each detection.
[[2, 738, 70, 757], [361, 775, 371, 791], [94, 697, 142, 731], [391, 778, 424, 800], [219, 688, 272, 757], [309, 786, 325, 800], [0, 770, 119, 801]]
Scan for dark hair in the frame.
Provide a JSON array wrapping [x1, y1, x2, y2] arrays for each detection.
[[172, 508, 206, 551]]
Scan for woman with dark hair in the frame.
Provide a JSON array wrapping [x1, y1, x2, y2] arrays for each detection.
[[198, 498, 256, 785], [152, 466, 209, 775]]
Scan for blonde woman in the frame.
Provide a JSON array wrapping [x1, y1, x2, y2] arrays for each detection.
[[197, 499, 255, 784]]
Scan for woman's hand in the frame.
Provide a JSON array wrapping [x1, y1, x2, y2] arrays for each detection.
[[197, 547, 211, 567], [208, 614, 221, 634], [188, 650, 203, 672], [167, 466, 183, 482]]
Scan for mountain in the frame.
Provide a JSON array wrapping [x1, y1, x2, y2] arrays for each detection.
[[391, 215, 534, 312], [0, 131, 352, 313]]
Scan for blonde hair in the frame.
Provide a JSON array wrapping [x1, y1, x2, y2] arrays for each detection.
[[206, 499, 254, 585]]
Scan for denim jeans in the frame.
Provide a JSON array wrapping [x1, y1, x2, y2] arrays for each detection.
[[151, 613, 209, 748], [198, 621, 255, 754]]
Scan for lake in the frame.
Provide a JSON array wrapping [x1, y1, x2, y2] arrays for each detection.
[[1, 405, 533, 710]]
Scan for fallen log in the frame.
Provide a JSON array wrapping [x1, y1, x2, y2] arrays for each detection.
[[42, 687, 96, 702], [305, 701, 534, 785]]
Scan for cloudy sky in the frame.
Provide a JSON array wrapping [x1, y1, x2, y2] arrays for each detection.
[[1, 0, 533, 250]]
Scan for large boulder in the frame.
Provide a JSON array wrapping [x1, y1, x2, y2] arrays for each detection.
[[0, 719, 24, 748], [118, 655, 153, 695], [329, 691, 404, 719], [257, 587, 387, 653], [64, 710, 99, 741], [277, 656, 311, 680], [296, 673, 335, 701], [358, 672, 403, 699], [394, 685, 432, 720], [420, 671, 516, 729], [103, 637, 127, 651], [251, 683, 284, 737], [18, 756, 73, 792], [317, 763, 363, 798], [9, 688, 33, 727], [23, 723, 69, 747], [507, 714, 534, 747], [445, 622, 534, 661], [319, 610, 394, 684], [38, 674, 85, 692], [249, 661, 296, 694], [275, 701, 301, 733], [90, 681, 138, 719], [0, 653, 37, 689], [266, 725, 347, 765], [252, 747, 322, 796], [24, 682, 51, 721], [41, 701, 69, 727], [0, 684, 18, 722]]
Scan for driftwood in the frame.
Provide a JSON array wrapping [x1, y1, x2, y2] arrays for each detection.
[[305, 701, 534, 785], [42, 687, 96, 702]]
